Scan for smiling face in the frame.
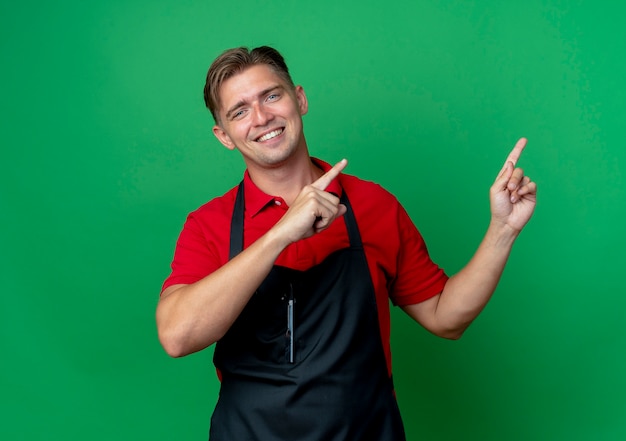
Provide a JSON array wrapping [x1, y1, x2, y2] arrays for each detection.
[[212, 64, 309, 171]]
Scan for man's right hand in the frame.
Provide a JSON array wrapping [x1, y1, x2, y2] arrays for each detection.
[[272, 159, 348, 244]]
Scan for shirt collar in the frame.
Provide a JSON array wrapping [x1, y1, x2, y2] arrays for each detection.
[[242, 157, 343, 218]]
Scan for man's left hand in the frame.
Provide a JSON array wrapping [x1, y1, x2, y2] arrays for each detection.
[[490, 138, 537, 232]]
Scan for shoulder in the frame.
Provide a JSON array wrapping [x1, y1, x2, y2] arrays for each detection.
[[339, 173, 400, 209], [175, 184, 240, 262], [187, 185, 239, 223], [338, 173, 408, 241]]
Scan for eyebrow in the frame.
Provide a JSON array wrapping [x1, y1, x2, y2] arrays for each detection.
[[224, 85, 285, 120]]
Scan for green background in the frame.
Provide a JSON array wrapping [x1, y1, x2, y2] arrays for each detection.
[[2, 1, 624, 440]]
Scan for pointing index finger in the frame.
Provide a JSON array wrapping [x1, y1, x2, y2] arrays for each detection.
[[312, 159, 348, 191], [504, 137, 528, 167]]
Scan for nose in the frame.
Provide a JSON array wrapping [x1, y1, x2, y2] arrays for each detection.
[[251, 103, 273, 126]]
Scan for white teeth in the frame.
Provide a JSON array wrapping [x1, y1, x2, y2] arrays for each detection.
[[257, 129, 283, 142]]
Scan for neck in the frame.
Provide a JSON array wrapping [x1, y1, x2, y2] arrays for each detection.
[[246, 152, 323, 205]]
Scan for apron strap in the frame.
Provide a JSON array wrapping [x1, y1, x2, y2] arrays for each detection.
[[228, 181, 245, 260], [340, 190, 362, 249]]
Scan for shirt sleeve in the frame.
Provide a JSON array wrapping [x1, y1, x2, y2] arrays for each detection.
[[161, 212, 225, 293], [389, 204, 448, 306]]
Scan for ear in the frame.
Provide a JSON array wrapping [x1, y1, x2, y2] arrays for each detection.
[[212, 125, 236, 150], [295, 85, 308, 116]]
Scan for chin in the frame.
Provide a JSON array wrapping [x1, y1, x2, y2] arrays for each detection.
[[258, 147, 299, 166]]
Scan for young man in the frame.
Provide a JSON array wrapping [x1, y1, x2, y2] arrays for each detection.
[[157, 46, 537, 440]]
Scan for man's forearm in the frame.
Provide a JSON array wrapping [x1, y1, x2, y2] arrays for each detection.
[[435, 221, 519, 337], [156, 228, 289, 357]]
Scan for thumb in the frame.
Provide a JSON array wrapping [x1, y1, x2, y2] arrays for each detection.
[[494, 161, 514, 191], [337, 203, 347, 218]]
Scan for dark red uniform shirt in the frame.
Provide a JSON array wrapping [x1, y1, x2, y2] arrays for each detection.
[[163, 158, 448, 375]]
